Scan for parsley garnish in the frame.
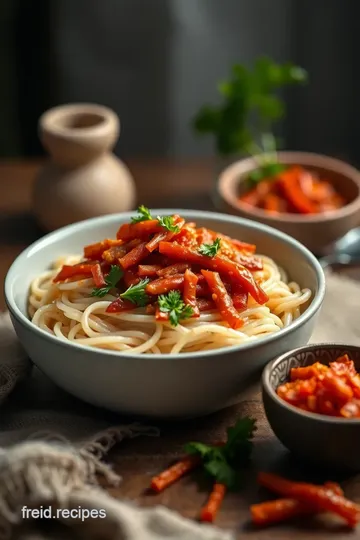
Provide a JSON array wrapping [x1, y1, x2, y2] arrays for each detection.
[[158, 290, 194, 326], [184, 417, 256, 490], [120, 278, 150, 307], [198, 238, 221, 257], [91, 265, 123, 298], [131, 205, 153, 224], [157, 215, 180, 234]]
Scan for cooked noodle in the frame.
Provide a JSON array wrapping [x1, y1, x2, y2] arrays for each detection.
[[28, 254, 311, 354]]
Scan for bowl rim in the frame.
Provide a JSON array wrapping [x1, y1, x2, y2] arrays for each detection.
[[262, 342, 360, 424], [218, 151, 360, 224], [5, 209, 325, 360]]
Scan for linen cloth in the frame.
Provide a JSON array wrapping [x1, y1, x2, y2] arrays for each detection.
[[0, 270, 359, 540]]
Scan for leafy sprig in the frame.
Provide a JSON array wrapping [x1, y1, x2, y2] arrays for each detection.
[[198, 238, 221, 258], [158, 290, 194, 326], [184, 417, 256, 489], [245, 132, 287, 186], [247, 161, 287, 187], [91, 266, 123, 298], [131, 207, 181, 234], [131, 205, 153, 223], [193, 57, 307, 157], [157, 215, 180, 234], [120, 278, 150, 307]]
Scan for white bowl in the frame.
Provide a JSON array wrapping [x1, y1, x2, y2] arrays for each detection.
[[4, 210, 325, 418]]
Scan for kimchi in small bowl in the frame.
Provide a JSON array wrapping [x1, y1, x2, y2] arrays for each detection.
[[262, 343, 360, 472], [217, 152, 360, 254]]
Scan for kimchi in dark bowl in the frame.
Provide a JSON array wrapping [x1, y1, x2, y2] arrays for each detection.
[[217, 151, 360, 254]]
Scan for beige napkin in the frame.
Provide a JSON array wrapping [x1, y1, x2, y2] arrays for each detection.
[[0, 270, 359, 540], [0, 312, 234, 540]]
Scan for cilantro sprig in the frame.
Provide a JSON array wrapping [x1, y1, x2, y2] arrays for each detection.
[[198, 238, 221, 258], [157, 215, 180, 234], [130, 207, 180, 234], [184, 417, 256, 489], [120, 278, 150, 307], [91, 265, 123, 298], [193, 57, 307, 157], [193, 58, 307, 191], [131, 205, 153, 223], [158, 290, 194, 326], [247, 161, 287, 187]]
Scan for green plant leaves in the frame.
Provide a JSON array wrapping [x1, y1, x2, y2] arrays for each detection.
[[192, 56, 308, 156]]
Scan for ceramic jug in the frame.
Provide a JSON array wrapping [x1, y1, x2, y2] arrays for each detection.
[[32, 103, 136, 231]]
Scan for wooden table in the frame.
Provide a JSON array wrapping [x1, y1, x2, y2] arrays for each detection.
[[1, 160, 359, 540]]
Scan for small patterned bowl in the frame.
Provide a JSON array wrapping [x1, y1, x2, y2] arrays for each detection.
[[262, 343, 360, 471]]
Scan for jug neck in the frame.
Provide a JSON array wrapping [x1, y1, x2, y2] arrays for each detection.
[[39, 104, 120, 168]]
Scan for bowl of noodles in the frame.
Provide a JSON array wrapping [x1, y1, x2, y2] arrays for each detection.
[[5, 209, 325, 418]]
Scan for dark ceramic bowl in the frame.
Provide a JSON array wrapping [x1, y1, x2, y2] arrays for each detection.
[[262, 343, 360, 471]]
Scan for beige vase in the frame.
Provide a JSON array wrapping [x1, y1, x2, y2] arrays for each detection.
[[32, 103, 136, 231]]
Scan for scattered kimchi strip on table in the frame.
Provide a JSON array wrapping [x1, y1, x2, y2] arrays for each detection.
[[239, 165, 345, 215], [251, 473, 360, 528], [251, 482, 344, 526], [277, 354, 360, 417], [200, 483, 227, 523], [251, 486, 345, 528], [150, 455, 201, 493], [256, 472, 360, 528]]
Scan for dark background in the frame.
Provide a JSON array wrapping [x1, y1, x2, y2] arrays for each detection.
[[1, 0, 359, 162]]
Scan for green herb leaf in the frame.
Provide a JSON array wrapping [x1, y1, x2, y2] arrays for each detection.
[[192, 57, 308, 157], [183, 417, 256, 490], [198, 238, 221, 258], [91, 265, 123, 298], [185, 441, 217, 460], [131, 205, 153, 224], [223, 417, 257, 464], [204, 456, 241, 489], [247, 162, 287, 187], [252, 95, 284, 122], [158, 290, 194, 326], [157, 216, 180, 234], [193, 105, 220, 133], [120, 278, 150, 307]]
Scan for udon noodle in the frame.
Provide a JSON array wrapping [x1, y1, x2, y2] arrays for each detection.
[[28, 209, 311, 354]]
